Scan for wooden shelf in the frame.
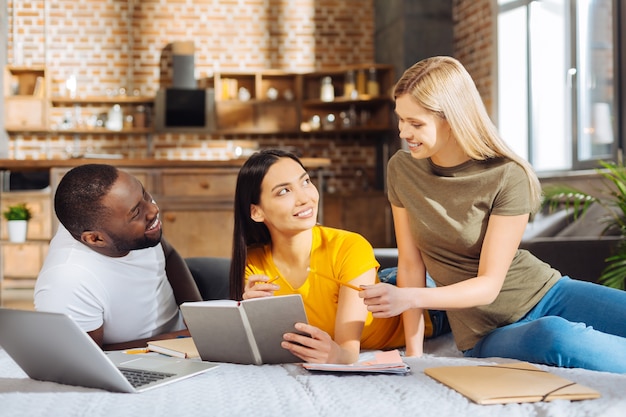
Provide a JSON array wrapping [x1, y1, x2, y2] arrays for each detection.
[[302, 96, 391, 106], [0, 239, 50, 244], [4, 66, 48, 130], [5, 126, 49, 134], [5, 64, 395, 137], [49, 127, 154, 135], [5, 127, 154, 135], [50, 95, 154, 105]]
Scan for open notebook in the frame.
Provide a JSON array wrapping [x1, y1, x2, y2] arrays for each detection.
[[181, 294, 309, 364], [302, 349, 410, 374], [425, 361, 601, 405], [0, 308, 218, 393]]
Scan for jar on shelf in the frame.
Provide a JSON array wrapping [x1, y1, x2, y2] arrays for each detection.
[[344, 70, 356, 98], [310, 115, 321, 130], [322, 113, 336, 130], [106, 104, 123, 131], [367, 68, 380, 96], [320, 76, 335, 102], [356, 69, 367, 96], [133, 105, 146, 128], [124, 114, 134, 129]]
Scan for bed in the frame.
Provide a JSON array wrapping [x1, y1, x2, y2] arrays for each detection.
[[1, 333, 624, 417]]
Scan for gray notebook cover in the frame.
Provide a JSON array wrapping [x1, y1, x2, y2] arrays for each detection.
[[181, 294, 308, 365]]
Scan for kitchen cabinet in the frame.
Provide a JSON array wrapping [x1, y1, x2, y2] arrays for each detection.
[[0, 189, 52, 300], [300, 65, 394, 133], [210, 70, 301, 133], [201, 64, 394, 135], [322, 191, 394, 248], [4, 64, 394, 138], [3, 66, 48, 131], [157, 168, 238, 258]]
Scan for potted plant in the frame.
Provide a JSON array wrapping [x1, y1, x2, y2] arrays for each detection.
[[2, 202, 32, 243], [542, 160, 626, 290]]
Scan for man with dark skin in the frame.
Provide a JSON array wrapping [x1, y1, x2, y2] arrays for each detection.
[[34, 164, 202, 350]]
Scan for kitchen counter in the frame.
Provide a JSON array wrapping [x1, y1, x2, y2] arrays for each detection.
[[0, 157, 331, 171]]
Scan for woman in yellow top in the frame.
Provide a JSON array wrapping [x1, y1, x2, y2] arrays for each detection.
[[229, 149, 410, 364]]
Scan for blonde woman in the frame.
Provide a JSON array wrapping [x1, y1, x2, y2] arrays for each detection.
[[360, 56, 626, 373]]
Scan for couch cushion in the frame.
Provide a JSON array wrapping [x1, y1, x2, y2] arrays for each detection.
[[185, 257, 231, 300]]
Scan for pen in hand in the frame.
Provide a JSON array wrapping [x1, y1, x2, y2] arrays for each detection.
[[246, 276, 279, 287]]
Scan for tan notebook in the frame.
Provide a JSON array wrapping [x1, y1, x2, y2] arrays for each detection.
[[424, 362, 601, 405], [147, 337, 200, 359]]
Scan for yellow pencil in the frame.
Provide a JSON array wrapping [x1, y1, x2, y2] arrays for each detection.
[[246, 276, 279, 286], [309, 268, 363, 291], [125, 348, 149, 354]]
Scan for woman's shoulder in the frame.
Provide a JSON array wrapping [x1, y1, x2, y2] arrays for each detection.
[[314, 226, 377, 267], [478, 158, 531, 189], [481, 156, 525, 172], [315, 225, 373, 249], [316, 224, 364, 239], [389, 149, 419, 165]]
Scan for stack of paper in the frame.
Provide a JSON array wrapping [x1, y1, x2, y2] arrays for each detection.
[[302, 349, 410, 374]]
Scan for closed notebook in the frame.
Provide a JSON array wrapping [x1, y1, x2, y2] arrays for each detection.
[[147, 337, 200, 359], [424, 362, 601, 405]]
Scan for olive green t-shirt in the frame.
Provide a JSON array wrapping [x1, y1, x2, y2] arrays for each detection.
[[387, 150, 560, 351]]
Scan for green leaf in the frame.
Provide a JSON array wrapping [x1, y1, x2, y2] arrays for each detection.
[[543, 159, 626, 290], [2, 203, 32, 221]]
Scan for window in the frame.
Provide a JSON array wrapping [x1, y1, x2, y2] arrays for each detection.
[[497, 0, 617, 172]]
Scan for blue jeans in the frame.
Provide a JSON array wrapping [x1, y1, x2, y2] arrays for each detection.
[[464, 277, 626, 373]]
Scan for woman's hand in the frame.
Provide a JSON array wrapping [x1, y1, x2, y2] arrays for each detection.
[[242, 274, 279, 300], [359, 282, 415, 318], [281, 322, 342, 364]]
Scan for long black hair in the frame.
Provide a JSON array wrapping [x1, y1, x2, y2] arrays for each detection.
[[229, 149, 305, 300]]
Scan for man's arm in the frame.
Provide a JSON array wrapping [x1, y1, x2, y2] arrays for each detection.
[[160, 236, 202, 304]]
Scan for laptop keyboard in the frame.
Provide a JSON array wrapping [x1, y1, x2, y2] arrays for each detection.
[[119, 367, 175, 388]]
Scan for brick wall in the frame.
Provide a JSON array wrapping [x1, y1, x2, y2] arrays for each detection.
[[9, 0, 376, 93], [5, 0, 494, 193], [453, 0, 494, 113]]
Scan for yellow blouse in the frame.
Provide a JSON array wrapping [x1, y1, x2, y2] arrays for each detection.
[[245, 225, 406, 350]]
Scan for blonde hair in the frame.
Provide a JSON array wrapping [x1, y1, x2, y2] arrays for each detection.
[[393, 56, 542, 211]]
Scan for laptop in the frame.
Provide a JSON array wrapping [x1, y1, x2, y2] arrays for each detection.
[[0, 308, 219, 393]]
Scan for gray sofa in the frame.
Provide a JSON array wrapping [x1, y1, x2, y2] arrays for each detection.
[[185, 257, 231, 300], [519, 203, 621, 282]]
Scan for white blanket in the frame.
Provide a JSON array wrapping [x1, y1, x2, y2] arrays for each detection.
[[1, 334, 625, 417]]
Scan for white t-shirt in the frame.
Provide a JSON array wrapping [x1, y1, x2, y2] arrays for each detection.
[[34, 225, 185, 345]]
